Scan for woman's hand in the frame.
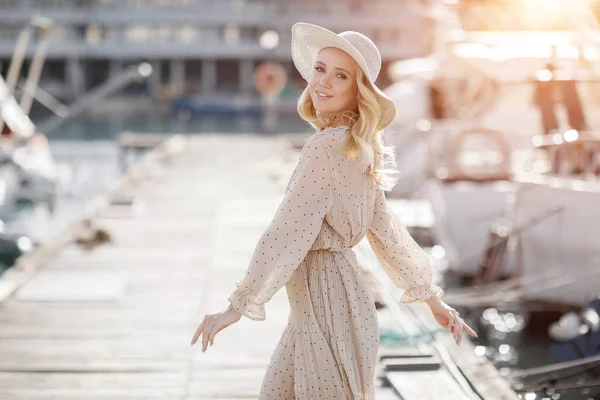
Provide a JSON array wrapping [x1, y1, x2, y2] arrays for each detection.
[[425, 296, 478, 346], [191, 304, 242, 352]]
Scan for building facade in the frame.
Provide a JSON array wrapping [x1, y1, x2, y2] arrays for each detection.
[[0, 0, 432, 102]]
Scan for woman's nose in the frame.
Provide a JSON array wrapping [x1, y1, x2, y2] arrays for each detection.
[[319, 74, 332, 88]]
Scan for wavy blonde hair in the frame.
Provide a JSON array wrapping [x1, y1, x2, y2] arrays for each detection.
[[297, 67, 399, 191]]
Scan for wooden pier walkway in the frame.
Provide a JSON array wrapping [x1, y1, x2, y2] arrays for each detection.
[[0, 133, 518, 399]]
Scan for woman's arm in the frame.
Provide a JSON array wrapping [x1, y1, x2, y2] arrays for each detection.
[[365, 185, 444, 304], [227, 136, 333, 320]]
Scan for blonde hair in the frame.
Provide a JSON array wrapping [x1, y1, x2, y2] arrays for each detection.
[[297, 67, 399, 191]]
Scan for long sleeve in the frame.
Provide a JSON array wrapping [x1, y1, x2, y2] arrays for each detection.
[[366, 185, 444, 304], [228, 136, 333, 320]]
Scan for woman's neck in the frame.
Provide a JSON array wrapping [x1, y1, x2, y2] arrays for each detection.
[[326, 110, 357, 128], [329, 121, 348, 128]]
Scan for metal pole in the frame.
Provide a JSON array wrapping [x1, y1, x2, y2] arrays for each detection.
[[17, 80, 69, 118], [0, 24, 33, 134], [19, 20, 52, 115], [5, 25, 32, 93], [37, 63, 153, 134]]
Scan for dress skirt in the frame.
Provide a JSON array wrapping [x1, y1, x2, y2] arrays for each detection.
[[259, 248, 379, 399]]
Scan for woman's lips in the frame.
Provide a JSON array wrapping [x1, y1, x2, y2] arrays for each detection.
[[314, 91, 333, 101]]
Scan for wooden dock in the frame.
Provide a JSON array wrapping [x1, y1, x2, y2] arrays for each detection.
[[0, 133, 518, 399]]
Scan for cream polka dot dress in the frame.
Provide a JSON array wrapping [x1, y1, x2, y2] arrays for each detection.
[[228, 125, 444, 399]]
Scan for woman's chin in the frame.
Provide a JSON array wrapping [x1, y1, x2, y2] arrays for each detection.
[[316, 109, 338, 118]]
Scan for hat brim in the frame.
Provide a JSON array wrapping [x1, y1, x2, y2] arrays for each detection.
[[291, 22, 396, 131]]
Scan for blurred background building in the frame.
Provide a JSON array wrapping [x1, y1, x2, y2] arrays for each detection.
[[0, 0, 434, 106]]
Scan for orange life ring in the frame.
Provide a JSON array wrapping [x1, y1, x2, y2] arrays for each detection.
[[253, 62, 287, 95], [444, 128, 512, 181]]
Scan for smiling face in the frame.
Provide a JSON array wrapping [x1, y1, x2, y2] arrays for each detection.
[[309, 47, 359, 122]]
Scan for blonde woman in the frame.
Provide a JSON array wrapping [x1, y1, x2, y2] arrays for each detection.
[[192, 22, 477, 399]]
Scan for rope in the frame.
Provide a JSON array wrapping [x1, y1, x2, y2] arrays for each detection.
[[523, 361, 600, 392]]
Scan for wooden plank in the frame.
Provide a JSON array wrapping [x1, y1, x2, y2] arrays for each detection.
[[386, 370, 471, 400], [382, 356, 441, 372]]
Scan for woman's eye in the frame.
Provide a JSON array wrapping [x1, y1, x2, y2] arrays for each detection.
[[314, 67, 324, 72], [337, 74, 346, 79]]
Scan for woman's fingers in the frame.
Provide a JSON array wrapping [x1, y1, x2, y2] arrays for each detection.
[[191, 316, 207, 345], [209, 325, 220, 347], [440, 307, 479, 345], [451, 312, 459, 343], [462, 320, 478, 338], [446, 310, 462, 345], [212, 322, 228, 345], [202, 318, 214, 352], [210, 316, 233, 347], [448, 311, 455, 332], [208, 326, 216, 347], [455, 314, 480, 345], [456, 316, 464, 345], [202, 319, 214, 352], [192, 311, 236, 352]]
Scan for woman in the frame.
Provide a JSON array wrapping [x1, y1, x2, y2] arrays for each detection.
[[191, 22, 477, 399]]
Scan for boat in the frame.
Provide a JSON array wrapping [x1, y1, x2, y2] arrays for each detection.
[[0, 17, 153, 230], [172, 93, 263, 118], [383, 0, 600, 313], [171, 91, 300, 119], [0, 17, 67, 214]]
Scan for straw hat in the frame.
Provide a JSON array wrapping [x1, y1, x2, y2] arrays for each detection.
[[291, 22, 396, 130]]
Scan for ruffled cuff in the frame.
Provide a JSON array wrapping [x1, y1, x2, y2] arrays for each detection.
[[227, 284, 266, 321], [399, 283, 444, 304]]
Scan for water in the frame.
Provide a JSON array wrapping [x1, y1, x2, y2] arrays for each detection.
[[4, 140, 121, 243], [44, 112, 311, 140], [472, 305, 600, 400]]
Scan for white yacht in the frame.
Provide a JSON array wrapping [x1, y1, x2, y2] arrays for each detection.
[[384, 1, 600, 308]]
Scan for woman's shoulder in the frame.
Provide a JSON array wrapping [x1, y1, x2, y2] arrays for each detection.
[[299, 126, 347, 160], [315, 125, 350, 135], [310, 125, 350, 144], [300, 126, 350, 167]]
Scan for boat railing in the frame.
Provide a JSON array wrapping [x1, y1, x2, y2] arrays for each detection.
[[531, 130, 600, 176]]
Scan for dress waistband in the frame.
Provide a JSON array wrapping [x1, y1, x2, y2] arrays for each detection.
[[308, 248, 351, 253]]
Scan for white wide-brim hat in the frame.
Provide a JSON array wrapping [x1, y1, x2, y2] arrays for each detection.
[[291, 22, 397, 131]]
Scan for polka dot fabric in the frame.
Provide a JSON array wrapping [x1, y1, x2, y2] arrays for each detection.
[[228, 125, 444, 399], [366, 184, 445, 305]]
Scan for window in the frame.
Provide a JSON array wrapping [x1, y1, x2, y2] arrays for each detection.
[[224, 25, 240, 45]]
